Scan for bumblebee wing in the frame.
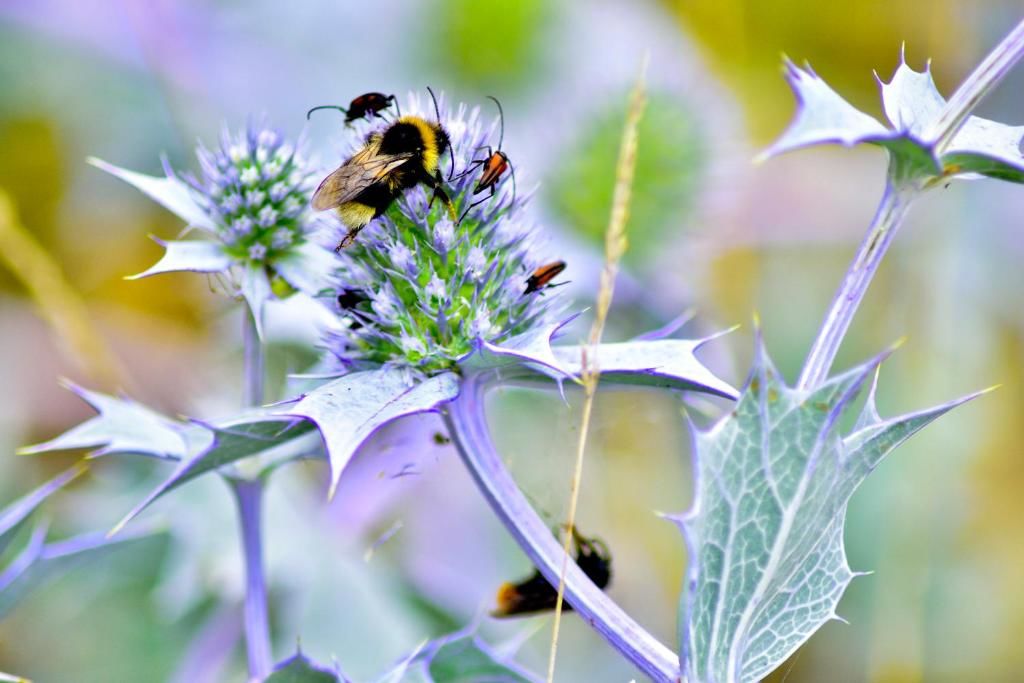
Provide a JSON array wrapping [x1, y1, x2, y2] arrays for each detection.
[[311, 145, 414, 211]]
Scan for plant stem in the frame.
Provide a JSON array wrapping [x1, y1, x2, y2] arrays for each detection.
[[796, 181, 917, 390], [927, 17, 1024, 152], [243, 308, 265, 407], [798, 17, 1024, 390], [444, 373, 680, 683], [236, 306, 272, 679], [547, 57, 646, 683], [231, 478, 273, 680]]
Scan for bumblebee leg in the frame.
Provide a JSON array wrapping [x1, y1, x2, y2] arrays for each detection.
[[435, 186, 457, 221], [336, 227, 363, 251], [425, 170, 457, 221]]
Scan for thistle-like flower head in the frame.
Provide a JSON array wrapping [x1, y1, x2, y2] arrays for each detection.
[[68, 90, 736, 531], [91, 120, 336, 334], [322, 93, 565, 375], [185, 123, 316, 262]]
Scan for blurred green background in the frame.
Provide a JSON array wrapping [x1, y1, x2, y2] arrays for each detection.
[[2, 0, 1024, 681]]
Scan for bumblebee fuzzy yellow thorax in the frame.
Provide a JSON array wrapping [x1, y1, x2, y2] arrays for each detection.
[[399, 115, 440, 174]]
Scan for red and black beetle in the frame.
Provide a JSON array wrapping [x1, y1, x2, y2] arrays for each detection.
[[307, 92, 398, 126], [523, 260, 567, 295], [456, 96, 516, 223]]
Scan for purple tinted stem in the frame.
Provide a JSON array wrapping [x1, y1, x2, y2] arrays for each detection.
[[799, 19, 1024, 390], [444, 373, 681, 683], [234, 306, 271, 679], [243, 308, 264, 407], [928, 18, 1024, 152], [231, 478, 272, 679], [796, 181, 915, 390]]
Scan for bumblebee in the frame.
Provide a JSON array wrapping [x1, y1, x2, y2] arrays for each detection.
[[306, 92, 398, 126], [312, 88, 455, 250], [491, 529, 612, 618], [523, 260, 567, 295]]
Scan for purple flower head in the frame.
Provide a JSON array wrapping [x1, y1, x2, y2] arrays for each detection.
[[182, 121, 317, 264], [321, 92, 566, 374], [90, 120, 336, 336]]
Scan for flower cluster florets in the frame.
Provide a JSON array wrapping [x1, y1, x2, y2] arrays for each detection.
[[322, 94, 566, 375], [185, 123, 317, 263]]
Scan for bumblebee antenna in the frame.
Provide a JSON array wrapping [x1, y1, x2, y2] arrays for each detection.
[[306, 105, 348, 121], [426, 86, 442, 122], [486, 95, 505, 150], [426, 86, 455, 181]]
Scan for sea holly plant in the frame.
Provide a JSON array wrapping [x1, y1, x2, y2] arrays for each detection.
[[19, 90, 735, 682], [762, 26, 1024, 390], [288, 93, 735, 498], [89, 121, 336, 335], [662, 20, 1024, 683], [0, 464, 159, 620], [445, 20, 1024, 683], [11, 18, 1024, 683], [675, 339, 987, 682]]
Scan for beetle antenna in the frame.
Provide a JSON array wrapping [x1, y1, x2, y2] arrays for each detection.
[[486, 95, 505, 150], [306, 105, 348, 121]]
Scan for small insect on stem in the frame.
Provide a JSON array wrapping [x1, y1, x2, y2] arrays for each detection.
[[523, 260, 568, 295], [306, 92, 398, 126], [455, 95, 516, 223], [491, 527, 612, 618]]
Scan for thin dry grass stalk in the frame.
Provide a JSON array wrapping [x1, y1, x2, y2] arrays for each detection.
[[546, 54, 648, 683]]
